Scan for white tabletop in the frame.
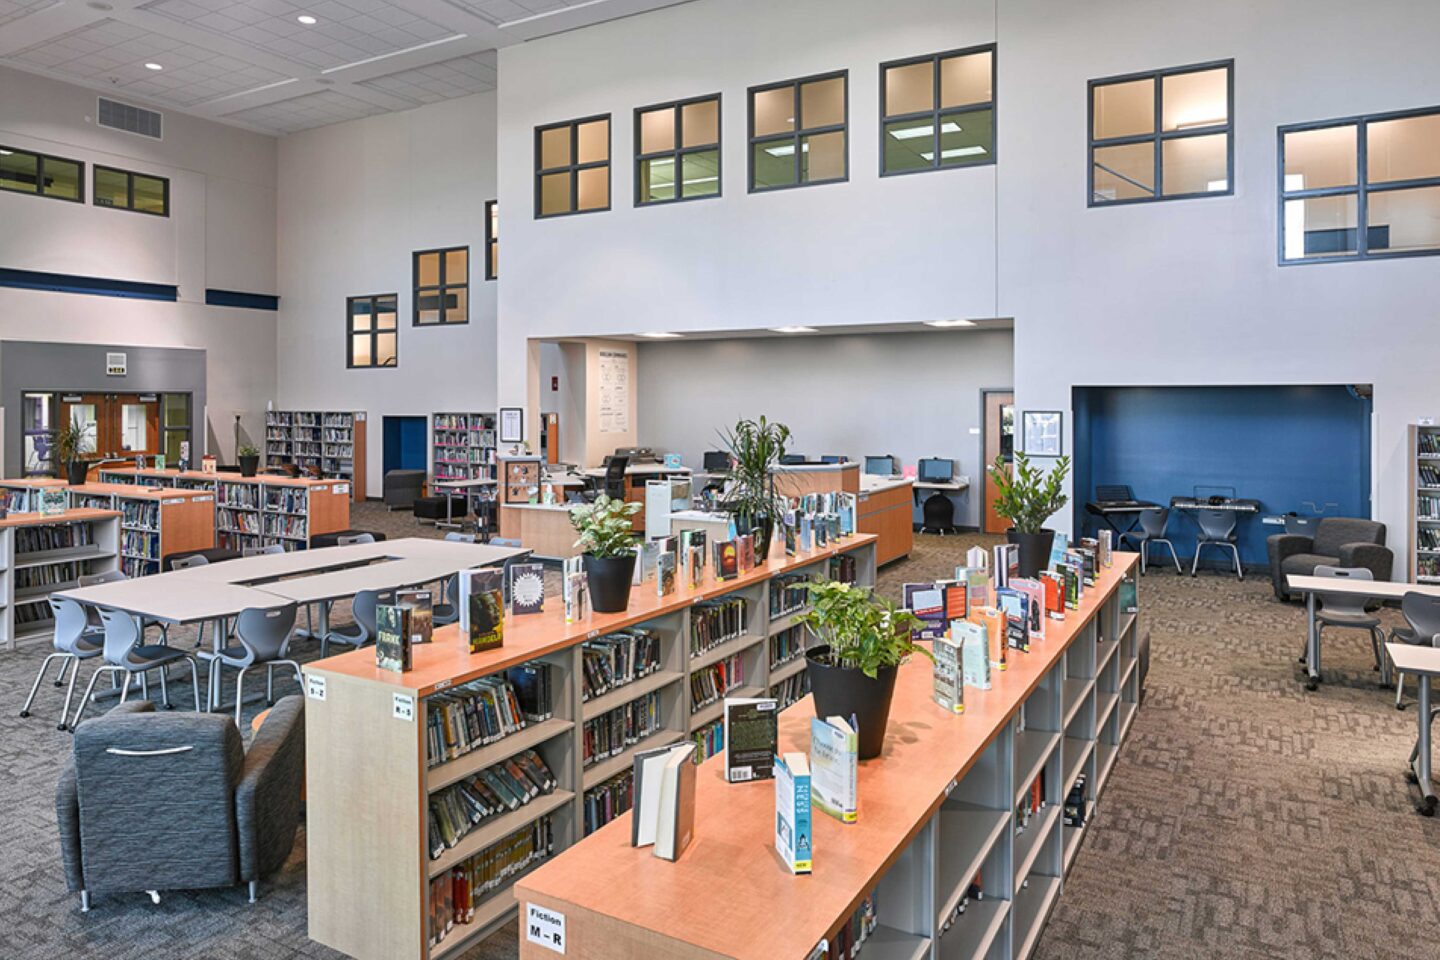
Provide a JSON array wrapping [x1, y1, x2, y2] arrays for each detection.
[[915, 479, 970, 492], [1286, 574, 1440, 600], [434, 478, 496, 490], [56, 579, 288, 623], [255, 557, 457, 605], [543, 475, 587, 487], [384, 538, 529, 565], [168, 541, 396, 582], [860, 476, 915, 495], [1386, 643, 1440, 675], [582, 464, 691, 478]]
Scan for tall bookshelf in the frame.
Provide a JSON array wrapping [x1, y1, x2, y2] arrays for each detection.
[[1411, 423, 1440, 583], [0, 509, 121, 650], [66, 484, 215, 577], [265, 409, 367, 500], [213, 475, 349, 552], [302, 535, 879, 960], [432, 413, 498, 484]]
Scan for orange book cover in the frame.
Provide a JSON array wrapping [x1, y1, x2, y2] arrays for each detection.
[[969, 606, 1008, 671]]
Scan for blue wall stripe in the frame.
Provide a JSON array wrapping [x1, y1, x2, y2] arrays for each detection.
[[205, 289, 279, 311], [0, 268, 176, 301]]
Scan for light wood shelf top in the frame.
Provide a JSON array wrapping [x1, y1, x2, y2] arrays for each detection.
[[67, 482, 215, 501], [1, 508, 121, 528]]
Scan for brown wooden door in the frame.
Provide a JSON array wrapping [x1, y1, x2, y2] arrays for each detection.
[[58, 392, 161, 461], [982, 390, 1015, 534]]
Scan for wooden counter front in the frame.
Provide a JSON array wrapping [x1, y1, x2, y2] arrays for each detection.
[[858, 480, 914, 566], [771, 463, 860, 499], [516, 554, 1139, 960]]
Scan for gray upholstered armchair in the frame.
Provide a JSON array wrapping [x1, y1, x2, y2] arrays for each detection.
[[383, 469, 426, 510], [1267, 517, 1392, 600], [56, 695, 304, 910]]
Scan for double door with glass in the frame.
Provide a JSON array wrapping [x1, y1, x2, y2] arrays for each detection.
[[23, 392, 191, 475]]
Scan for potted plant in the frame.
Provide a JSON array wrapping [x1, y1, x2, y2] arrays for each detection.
[[570, 494, 643, 613], [719, 415, 790, 561], [53, 421, 90, 486], [988, 451, 1071, 578], [801, 580, 931, 760], [237, 444, 261, 477]]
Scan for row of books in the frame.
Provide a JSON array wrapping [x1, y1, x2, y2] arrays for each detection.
[[424, 663, 554, 768], [16, 600, 57, 624], [1421, 465, 1440, 487], [122, 556, 159, 578], [824, 889, 878, 960], [217, 508, 261, 534], [119, 500, 159, 529], [691, 596, 748, 655], [770, 624, 808, 668], [938, 871, 985, 937], [690, 654, 744, 714], [1063, 772, 1089, 828], [1016, 769, 1047, 834], [770, 573, 810, 620], [581, 691, 662, 768], [1418, 526, 1440, 550], [216, 483, 262, 508], [121, 531, 160, 559], [15, 559, 85, 591], [426, 816, 557, 950], [692, 717, 723, 764], [262, 515, 308, 539], [582, 769, 633, 836], [322, 413, 353, 428], [70, 494, 113, 511], [292, 427, 322, 441], [15, 522, 95, 555], [1420, 431, 1440, 456], [264, 488, 309, 513], [1416, 494, 1440, 520], [828, 553, 858, 584], [770, 671, 811, 710], [581, 629, 662, 703], [427, 748, 556, 859], [1419, 556, 1440, 580]]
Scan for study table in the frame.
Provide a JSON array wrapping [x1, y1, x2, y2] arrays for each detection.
[[1386, 643, 1440, 816], [1286, 573, 1440, 689], [432, 478, 497, 529]]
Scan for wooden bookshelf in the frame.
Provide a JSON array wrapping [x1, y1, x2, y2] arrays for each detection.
[[302, 534, 880, 960], [64, 482, 215, 577], [264, 409, 367, 500], [0, 477, 69, 513], [514, 555, 1144, 960], [0, 508, 120, 650], [432, 412, 498, 484]]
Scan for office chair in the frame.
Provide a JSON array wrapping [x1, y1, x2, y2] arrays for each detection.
[[19, 596, 105, 731], [1391, 593, 1440, 710], [1191, 508, 1242, 580], [603, 456, 629, 501], [1120, 508, 1182, 575], [1298, 566, 1385, 684], [71, 608, 203, 729], [209, 603, 303, 726], [320, 588, 395, 657]]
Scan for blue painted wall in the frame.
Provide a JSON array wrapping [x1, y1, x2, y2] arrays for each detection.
[[1073, 386, 1372, 566], [383, 416, 428, 475]]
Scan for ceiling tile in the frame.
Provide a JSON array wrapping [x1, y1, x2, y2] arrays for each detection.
[[222, 88, 389, 133], [0, 0, 57, 29], [356, 51, 496, 106]]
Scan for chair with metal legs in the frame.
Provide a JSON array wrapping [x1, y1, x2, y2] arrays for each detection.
[[19, 597, 105, 731], [320, 588, 394, 658], [1119, 507, 1182, 575], [243, 545, 285, 558], [71, 609, 202, 729], [1297, 566, 1386, 683], [1391, 593, 1440, 710], [78, 570, 168, 642], [207, 603, 302, 726], [336, 533, 375, 546], [432, 532, 478, 627], [167, 554, 212, 647], [1191, 508, 1243, 580]]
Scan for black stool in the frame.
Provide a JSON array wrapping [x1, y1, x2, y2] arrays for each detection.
[[920, 492, 956, 535]]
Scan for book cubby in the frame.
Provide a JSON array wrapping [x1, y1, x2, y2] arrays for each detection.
[[432, 412, 498, 485], [264, 409, 367, 500], [64, 484, 215, 577], [0, 509, 120, 650]]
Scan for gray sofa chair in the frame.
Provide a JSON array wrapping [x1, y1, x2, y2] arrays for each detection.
[[57, 695, 305, 910], [383, 469, 426, 510], [1267, 517, 1392, 601]]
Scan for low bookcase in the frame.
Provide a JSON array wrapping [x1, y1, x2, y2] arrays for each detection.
[[301, 535, 878, 960], [514, 556, 1143, 960], [65, 483, 215, 577], [0, 508, 120, 650]]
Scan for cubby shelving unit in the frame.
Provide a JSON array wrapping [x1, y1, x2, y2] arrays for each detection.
[[65, 483, 215, 577], [431, 412, 498, 484], [0, 477, 70, 513], [1410, 423, 1440, 583], [302, 534, 879, 960], [0, 508, 120, 650], [263, 409, 367, 500]]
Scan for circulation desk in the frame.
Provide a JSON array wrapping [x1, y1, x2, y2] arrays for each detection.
[[516, 554, 1144, 960]]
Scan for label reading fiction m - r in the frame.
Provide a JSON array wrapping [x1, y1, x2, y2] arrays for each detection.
[[525, 903, 565, 954]]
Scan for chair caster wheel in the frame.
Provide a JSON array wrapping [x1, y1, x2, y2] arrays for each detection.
[[1406, 770, 1419, 784], [53, 681, 65, 688], [19, 710, 30, 719], [1305, 680, 1318, 691], [1419, 796, 1436, 817], [56, 723, 68, 732]]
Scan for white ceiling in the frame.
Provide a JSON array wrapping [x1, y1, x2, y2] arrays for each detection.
[[0, 0, 697, 136]]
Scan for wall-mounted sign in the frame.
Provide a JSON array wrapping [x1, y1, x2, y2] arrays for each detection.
[[500, 407, 524, 443], [106, 352, 127, 376]]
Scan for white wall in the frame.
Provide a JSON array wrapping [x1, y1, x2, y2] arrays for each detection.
[[275, 92, 499, 493], [637, 329, 1011, 527]]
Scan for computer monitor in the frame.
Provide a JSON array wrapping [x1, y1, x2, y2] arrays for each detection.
[[820, 455, 845, 464], [918, 458, 954, 483], [780, 454, 808, 465], [702, 450, 731, 472], [863, 455, 896, 476]]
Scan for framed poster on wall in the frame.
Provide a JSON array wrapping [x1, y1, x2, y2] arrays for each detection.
[[1021, 410, 1063, 457], [500, 407, 524, 443]]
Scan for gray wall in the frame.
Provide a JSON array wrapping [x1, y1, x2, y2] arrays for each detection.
[[0, 340, 208, 476], [636, 328, 1012, 528]]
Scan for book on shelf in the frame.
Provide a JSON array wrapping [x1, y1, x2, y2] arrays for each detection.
[[41, 489, 67, 516], [509, 562, 546, 616], [902, 582, 946, 640], [955, 618, 992, 690], [995, 587, 1031, 653], [582, 629, 661, 701], [396, 588, 434, 644], [714, 539, 739, 580], [810, 715, 858, 824], [1049, 532, 1071, 569], [774, 752, 813, 875], [932, 633, 964, 714], [631, 741, 695, 850], [723, 696, 778, 783], [375, 604, 412, 672], [459, 568, 504, 653], [582, 692, 661, 767], [426, 672, 537, 767], [584, 769, 634, 836], [1039, 570, 1066, 621], [506, 662, 554, 722], [427, 748, 556, 858], [783, 516, 797, 557]]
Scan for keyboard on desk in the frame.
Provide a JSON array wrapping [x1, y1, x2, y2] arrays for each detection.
[[1170, 497, 1262, 513], [1086, 499, 1157, 513]]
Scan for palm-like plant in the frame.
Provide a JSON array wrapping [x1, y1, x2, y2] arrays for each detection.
[[988, 452, 1070, 534], [718, 415, 790, 524], [52, 421, 88, 466], [801, 580, 932, 678]]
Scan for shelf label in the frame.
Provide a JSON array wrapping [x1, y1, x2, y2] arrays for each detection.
[[526, 903, 566, 954], [163, 498, 183, 505], [945, 777, 958, 797], [1421, 417, 1436, 427], [392, 693, 415, 722], [306, 675, 326, 701], [432, 678, 452, 692], [334, 483, 350, 495]]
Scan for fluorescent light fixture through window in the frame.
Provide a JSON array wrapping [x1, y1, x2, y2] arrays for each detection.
[[889, 121, 963, 141], [636, 331, 683, 339], [297, 14, 317, 24], [144, 62, 163, 70], [919, 146, 988, 161], [1206, 179, 1228, 191], [772, 326, 818, 334], [924, 319, 977, 328]]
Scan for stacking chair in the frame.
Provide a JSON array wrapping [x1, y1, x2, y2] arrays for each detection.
[[244, 544, 285, 558], [1119, 508, 1182, 575], [207, 604, 302, 726], [1391, 592, 1440, 710], [1298, 566, 1386, 683], [19, 597, 104, 731], [71, 609, 202, 729], [1191, 508, 1243, 580], [336, 533, 375, 546], [168, 554, 212, 648], [78, 570, 167, 643], [320, 588, 395, 657]]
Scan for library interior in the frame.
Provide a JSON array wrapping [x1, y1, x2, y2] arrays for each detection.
[[1, 1, 1438, 958]]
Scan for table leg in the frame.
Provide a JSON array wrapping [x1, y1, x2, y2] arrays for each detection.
[[1305, 591, 1319, 690], [1417, 675, 1436, 815]]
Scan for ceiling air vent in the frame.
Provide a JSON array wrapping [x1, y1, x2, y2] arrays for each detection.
[[97, 97, 163, 140]]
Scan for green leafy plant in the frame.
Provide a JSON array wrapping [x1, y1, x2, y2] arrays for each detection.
[[718, 415, 791, 523], [988, 452, 1071, 534], [800, 580, 933, 678], [52, 421, 89, 465], [570, 494, 642, 559], [237, 444, 260, 458]]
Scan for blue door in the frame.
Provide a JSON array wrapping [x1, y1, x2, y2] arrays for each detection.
[[383, 416, 428, 475]]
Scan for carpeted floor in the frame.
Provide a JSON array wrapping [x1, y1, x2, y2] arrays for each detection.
[[3, 508, 1437, 959]]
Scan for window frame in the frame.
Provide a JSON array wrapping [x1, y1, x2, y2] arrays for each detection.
[[0, 145, 84, 203], [534, 114, 612, 219], [878, 44, 997, 178], [347, 292, 400, 369], [411, 247, 469, 327], [1277, 104, 1440, 266], [484, 200, 498, 280], [92, 164, 168, 217], [747, 69, 850, 194], [633, 92, 723, 207], [1086, 58, 1235, 208]]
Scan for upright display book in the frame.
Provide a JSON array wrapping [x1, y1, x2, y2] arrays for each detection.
[[954, 565, 989, 610], [941, 580, 968, 622], [965, 546, 989, 571], [1038, 571, 1066, 621], [657, 551, 677, 597], [1048, 532, 1070, 570], [686, 543, 705, 588], [631, 741, 698, 862], [509, 562, 546, 616], [562, 556, 588, 622], [458, 568, 504, 653], [41, 489, 66, 516], [784, 515, 797, 557], [1098, 529, 1113, 568], [1119, 576, 1138, 615], [993, 543, 1019, 588], [954, 618, 992, 689], [969, 605, 1008, 671], [715, 540, 739, 581], [932, 634, 964, 714], [724, 697, 779, 782], [737, 533, 755, 573], [1009, 577, 1047, 642], [639, 540, 662, 583], [799, 514, 813, 552], [995, 587, 1031, 653], [775, 752, 813, 875], [810, 715, 858, 823], [375, 603, 412, 672], [396, 588, 434, 644], [903, 582, 946, 640]]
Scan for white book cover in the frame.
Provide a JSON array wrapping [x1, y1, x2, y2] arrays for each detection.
[[809, 716, 858, 824], [774, 752, 812, 875]]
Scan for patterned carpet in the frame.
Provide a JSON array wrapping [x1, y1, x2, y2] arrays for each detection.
[[3, 509, 1437, 959]]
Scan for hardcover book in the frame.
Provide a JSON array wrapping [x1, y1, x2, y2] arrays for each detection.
[[903, 582, 946, 640], [798, 514, 813, 552], [1009, 578, 1047, 642], [993, 544, 1019, 588], [775, 752, 813, 875], [810, 715, 858, 823], [686, 543, 705, 588], [969, 605, 1008, 671], [737, 534, 754, 573], [459, 568, 504, 653], [954, 565, 990, 610], [509, 563, 546, 616], [1038, 571, 1066, 621], [932, 634, 964, 714], [657, 551, 677, 597], [1119, 577, 1138, 615], [1048, 532, 1071, 570], [784, 514, 797, 557], [375, 603, 412, 672], [995, 588, 1031, 653], [724, 697, 778, 782], [715, 540, 739, 581], [954, 618, 992, 689], [41, 489, 66, 516], [631, 742, 698, 862], [562, 556, 587, 622], [396, 588, 434, 644]]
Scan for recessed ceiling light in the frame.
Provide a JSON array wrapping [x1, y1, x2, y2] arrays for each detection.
[[924, 319, 977, 328], [636, 332, 683, 339], [772, 326, 818, 334], [144, 62, 163, 71], [297, 14, 317, 24]]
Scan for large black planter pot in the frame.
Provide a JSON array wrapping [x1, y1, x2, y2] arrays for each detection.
[[807, 646, 898, 760], [1007, 528, 1056, 579], [584, 552, 636, 613], [65, 460, 88, 486], [238, 454, 260, 477]]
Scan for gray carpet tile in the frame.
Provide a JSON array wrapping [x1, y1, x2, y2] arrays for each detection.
[[3, 509, 1437, 958]]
